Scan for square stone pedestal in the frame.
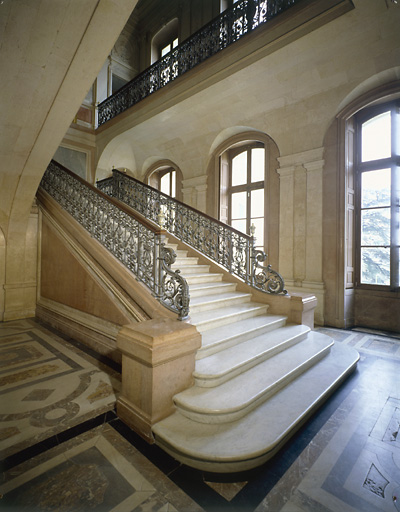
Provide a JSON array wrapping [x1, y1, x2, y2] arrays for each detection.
[[117, 318, 201, 442]]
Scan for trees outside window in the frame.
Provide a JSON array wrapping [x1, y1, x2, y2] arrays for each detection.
[[355, 101, 400, 289]]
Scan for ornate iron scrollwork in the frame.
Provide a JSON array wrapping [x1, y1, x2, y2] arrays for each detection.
[[98, 171, 286, 295], [252, 250, 287, 294], [40, 161, 190, 320], [97, 0, 299, 126], [159, 247, 190, 321]]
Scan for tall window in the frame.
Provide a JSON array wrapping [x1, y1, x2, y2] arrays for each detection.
[[111, 74, 127, 94], [151, 19, 179, 64], [149, 168, 176, 198], [220, 143, 265, 250], [355, 101, 400, 288], [161, 37, 178, 58]]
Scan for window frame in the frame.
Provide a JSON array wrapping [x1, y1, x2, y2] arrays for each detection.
[[354, 100, 400, 291], [151, 18, 179, 65], [147, 164, 181, 200], [224, 142, 266, 250]]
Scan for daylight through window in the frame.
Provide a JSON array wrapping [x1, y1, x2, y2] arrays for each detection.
[[356, 102, 400, 288]]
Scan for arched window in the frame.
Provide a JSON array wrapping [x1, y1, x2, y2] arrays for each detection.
[[149, 167, 176, 197], [151, 19, 179, 64], [355, 100, 400, 288], [220, 142, 265, 250], [146, 162, 182, 201]]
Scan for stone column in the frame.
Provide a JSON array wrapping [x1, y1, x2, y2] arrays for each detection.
[[117, 318, 201, 442]]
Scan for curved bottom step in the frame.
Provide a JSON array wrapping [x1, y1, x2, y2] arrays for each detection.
[[152, 343, 359, 473]]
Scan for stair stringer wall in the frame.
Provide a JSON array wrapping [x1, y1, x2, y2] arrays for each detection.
[[36, 189, 176, 362]]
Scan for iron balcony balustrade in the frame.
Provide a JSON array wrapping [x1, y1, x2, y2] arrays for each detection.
[[39, 161, 190, 320], [97, 0, 299, 126], [97, 170, 287, 295]]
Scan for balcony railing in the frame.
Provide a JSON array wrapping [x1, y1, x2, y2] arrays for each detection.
[[98, 0, 299, 126], [97, 170, 287, 295], [39, 161, 190, 320]]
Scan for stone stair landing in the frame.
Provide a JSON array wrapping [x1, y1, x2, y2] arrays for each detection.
[[153, 240, 359, 472]]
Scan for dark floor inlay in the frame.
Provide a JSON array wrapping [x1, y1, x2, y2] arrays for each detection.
[[22, 388, 55, 402], [383, 407, 400, 446], [2, 445, 135, 511], [363, 463, 389, 498]]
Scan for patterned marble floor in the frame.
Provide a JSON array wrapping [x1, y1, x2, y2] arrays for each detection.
[[1, 319, 400, 511]]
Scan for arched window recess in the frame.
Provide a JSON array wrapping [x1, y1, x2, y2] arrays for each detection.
[[354, 99, 400, 289], [145, 161, 183, 201], [220, 141, 266, 251]]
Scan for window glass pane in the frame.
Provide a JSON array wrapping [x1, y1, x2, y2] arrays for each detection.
[[232, 219, 246, 233], [112, 74, 127, 95], [361, 168, 391, 208], [361, 111, 391, 162], [161, 44, 171, 57], [251, 217, 264, 246], [231, 191, 246, 219], [232, 152, 247, 186], [171, 170, 176, 198], [361, 247, 390, 285], [173, 38, 179, 48], [251, 148, 265, 183], [361, 208, 390, 246], [160, 173, 170, 195], [251, 189, 264, 217]]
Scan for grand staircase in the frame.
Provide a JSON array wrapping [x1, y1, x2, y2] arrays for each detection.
[[152, 240, 359, 473], [39, 162, 359, 474]]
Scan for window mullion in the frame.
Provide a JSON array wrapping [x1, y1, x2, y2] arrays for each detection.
[[247, 149, 251, 234], [391, 106, 400, 288], [391, 163, 400, 288]]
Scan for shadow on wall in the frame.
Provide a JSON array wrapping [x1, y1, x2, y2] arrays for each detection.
[[0, 227, 5, 321]]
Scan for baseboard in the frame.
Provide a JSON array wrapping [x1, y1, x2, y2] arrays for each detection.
[[36, 298, 122, 363]]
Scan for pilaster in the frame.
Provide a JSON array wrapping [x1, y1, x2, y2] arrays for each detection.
[[181, 175, 207, 212], [276, 166, 295, 282], [278, 148, 325, 325]]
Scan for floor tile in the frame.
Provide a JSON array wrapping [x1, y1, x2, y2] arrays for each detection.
[[1, 319, 399, 511]]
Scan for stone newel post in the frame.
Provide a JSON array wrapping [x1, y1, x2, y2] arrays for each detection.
[[117, 318, 201, 442]]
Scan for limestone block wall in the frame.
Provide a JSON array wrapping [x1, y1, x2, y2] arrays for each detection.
[[92, 0, 400, 329], [0, 0, 139, 323], [277, 149, 325, 325]]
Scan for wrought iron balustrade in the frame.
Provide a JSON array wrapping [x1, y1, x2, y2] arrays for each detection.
[[39, 161, 190, 320], [97, 0, 299, 126], [97, 171, 287, 295]]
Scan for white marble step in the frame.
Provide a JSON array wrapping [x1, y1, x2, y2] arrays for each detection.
[[193, 323, 311, 387], [189, 291, 252, 313], [189, 302, 269, 331], [164, 247, 187, 257], [184, 273, 223, 284], [179, 337, 332, 422], [189, 281, 237, 298], [177, 264, 210, 275], [153, 342, 360, 473], [179, 332, 327, 421], [197, 314, 287, 359], [174, 250, 188, 257], [172, 256, 199, 266]]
